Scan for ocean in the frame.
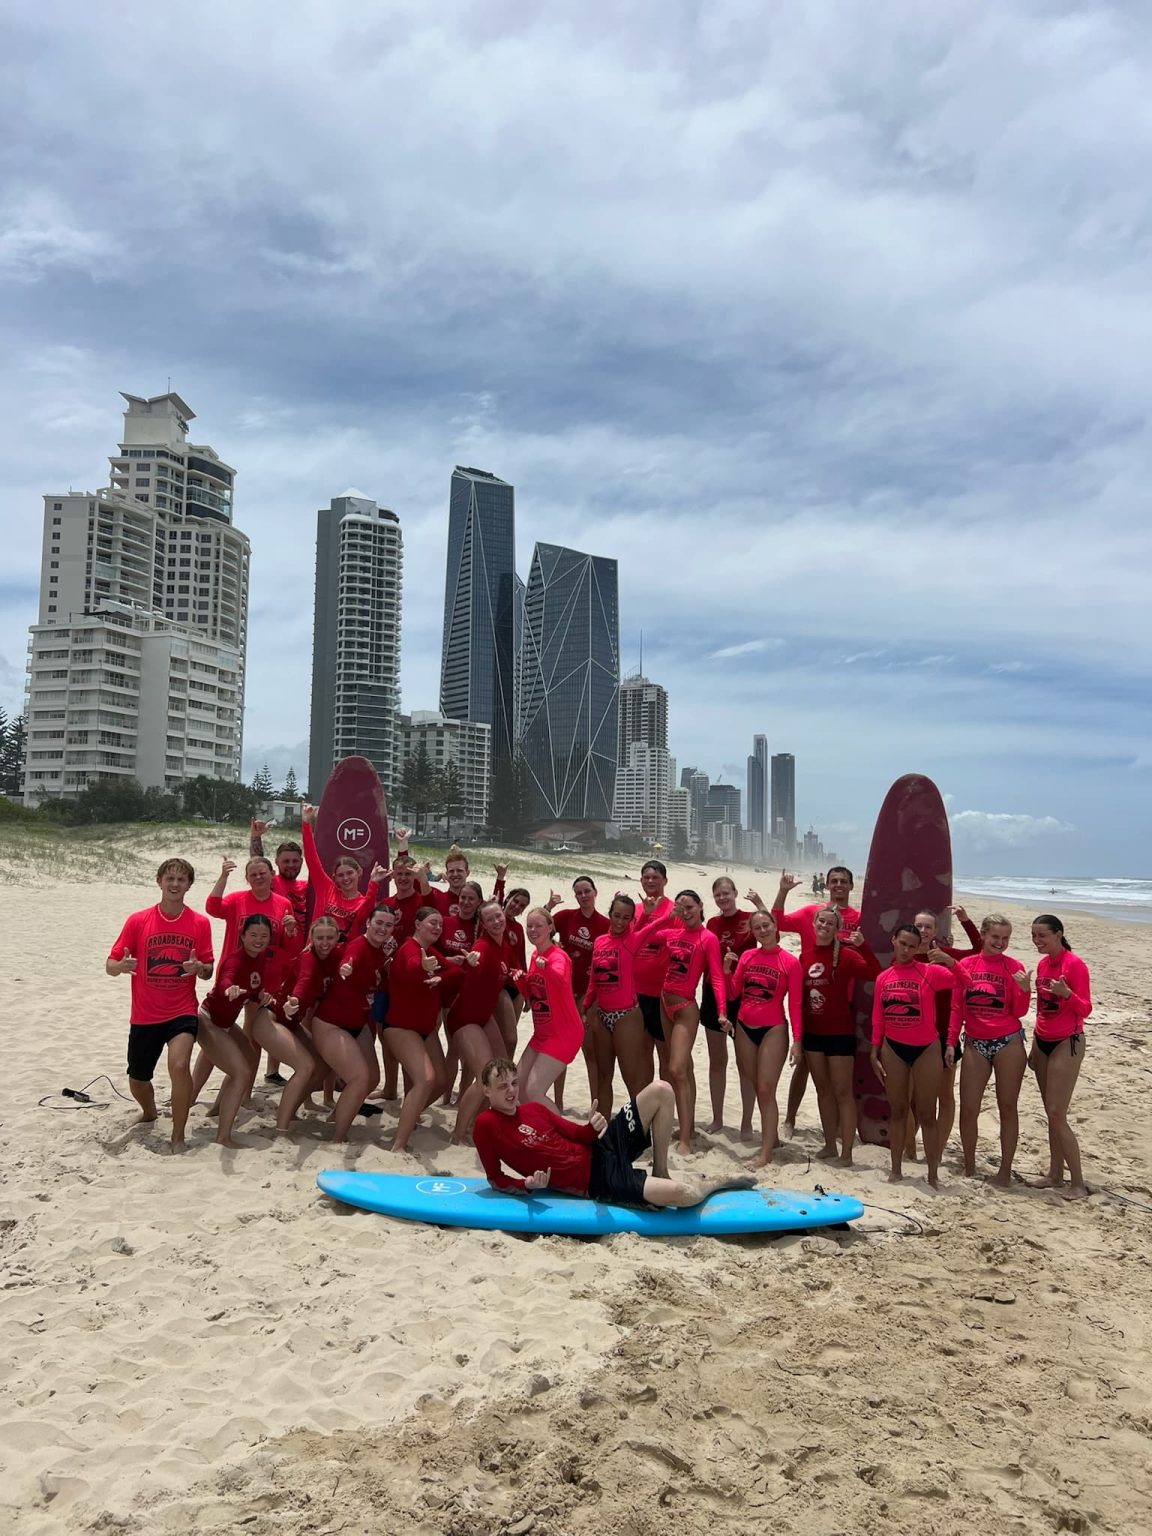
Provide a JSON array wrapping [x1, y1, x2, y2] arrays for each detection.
[[954, 875, 1152, 924]]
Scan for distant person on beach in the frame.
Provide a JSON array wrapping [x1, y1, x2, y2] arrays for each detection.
[[107, 858, 215, 1151], [1028, 914, 1092, 1201], [871, 925, 958, 1187], [946, 914, 1032, 1188], [474, 1059, 756, 1209]]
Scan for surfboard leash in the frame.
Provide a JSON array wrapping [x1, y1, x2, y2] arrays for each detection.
[[38, 1074, 136, 1111]]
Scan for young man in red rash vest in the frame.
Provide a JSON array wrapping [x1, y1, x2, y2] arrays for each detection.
[[473, 1059, 755, 1209]]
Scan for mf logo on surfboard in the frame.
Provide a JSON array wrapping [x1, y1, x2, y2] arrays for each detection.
[[336, 817, 372, 850], [416, 1179, 467, 1197]]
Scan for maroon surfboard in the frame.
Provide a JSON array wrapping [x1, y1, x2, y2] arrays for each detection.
[[314, 756, 391, 895], [852, 773, 953, 1146]]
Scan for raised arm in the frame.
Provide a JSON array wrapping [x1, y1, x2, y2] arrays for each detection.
[[205, 857, 236, 917]]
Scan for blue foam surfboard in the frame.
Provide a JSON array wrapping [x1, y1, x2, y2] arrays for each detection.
[[316, 1172, 864, 1236]]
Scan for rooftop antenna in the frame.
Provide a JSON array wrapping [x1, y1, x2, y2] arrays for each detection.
[[639, 628, 643, 676], [167, 375, 171, 392]]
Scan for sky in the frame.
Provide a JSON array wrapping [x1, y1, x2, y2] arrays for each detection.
[[1, 0, 1149, 877]]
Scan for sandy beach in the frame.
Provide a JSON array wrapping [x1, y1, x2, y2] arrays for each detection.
[[2, 828, 1151, 1535]]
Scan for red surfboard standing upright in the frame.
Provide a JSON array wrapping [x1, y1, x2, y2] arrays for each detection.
[[852, 773, 953, 1146], [314, 756, 391, 895]]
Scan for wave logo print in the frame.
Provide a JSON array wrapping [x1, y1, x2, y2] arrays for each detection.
[[337, 817, 371, 850], [416, 1179, 468, 1197]]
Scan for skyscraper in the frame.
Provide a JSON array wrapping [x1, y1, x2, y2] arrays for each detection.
[[747, 732, 768, 836], [308, 492, 403, 797], [439, 466, 516, 766], [771, 752, 796, 859], [518, 543, 619, 823], [23, 392, 249, 803], [617, 673, 668, 764]]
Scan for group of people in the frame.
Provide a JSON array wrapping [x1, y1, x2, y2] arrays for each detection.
[[106, 833, 1093, 1204]]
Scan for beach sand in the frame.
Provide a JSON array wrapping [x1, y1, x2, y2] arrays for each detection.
[[2, 831, 1151, 1534]]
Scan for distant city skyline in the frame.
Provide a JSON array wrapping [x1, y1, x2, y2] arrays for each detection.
[[3, 6, 1149, 874]]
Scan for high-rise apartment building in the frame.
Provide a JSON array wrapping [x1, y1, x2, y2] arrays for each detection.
[[617, 674, 668, 764], [23, 392, 249, 803], [771, 752, 796, 858], [612, 742, 673, 842], [396, 710, 491, 832], [519, 543, 620, 824], [746, 732, 768, 847], [308, 493, 403, 797], [439, 466, 516, 766]]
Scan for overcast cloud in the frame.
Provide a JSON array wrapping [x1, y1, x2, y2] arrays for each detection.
[[0, 0, 1149, 876]]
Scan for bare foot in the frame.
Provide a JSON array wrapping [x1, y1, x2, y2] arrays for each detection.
[[1027, 1173, 1064, 1189], [214, 1136, 243, 1149], [886, 1170, 904, 1184], [815, 1146, 839, 1161], [781, 1120, 795, 1142], [1063, 1184, 1089, 1202], [927, 1172, 940, 1190], [834, 1154, 854, 1168], [675, 1140, 694, 1156], [740, 1124, 757, 1145], [135, 1110, 158, 1126], [749, 1152, 772, 1170], [169, 1137, 187, 1153], [706, 1119, 723, 1135], [987, 1171, 1013, 1189]]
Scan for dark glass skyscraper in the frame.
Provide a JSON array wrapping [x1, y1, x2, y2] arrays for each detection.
[[771, 751, 796, 858], [439, 467, 516, 765], [519, 543, 620, 822], [747, 732, 768, 847]]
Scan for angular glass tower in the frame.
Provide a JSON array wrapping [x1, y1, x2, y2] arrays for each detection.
[[439, 467, 516, 766], [518, 543, 620, 822]]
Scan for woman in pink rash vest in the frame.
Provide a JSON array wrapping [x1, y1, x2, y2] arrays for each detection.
[[1027, 913, 1092, 1202], [583, 893, 649, 1117], [904, 904, 983, 1161], [946, 913, 1032, 1188], [870, 925, 958, 1188], [730, 910, 803, 1169], [641, 889, 728, 1154], [512, 908, 586, 1106]]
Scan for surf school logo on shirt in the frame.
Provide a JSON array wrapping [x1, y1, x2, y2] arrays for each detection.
[[881, 979, 921, 1019], [145, 932, 194, 982]]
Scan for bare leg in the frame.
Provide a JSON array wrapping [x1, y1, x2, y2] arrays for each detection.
[[736, 1031, 756, 1142], [806, 1049, 840, 1159], [517, 1044, 568, 1107], [987, 1037, 1027, 1188], [128, 1076, 158, 1125], [783, 1056, 809, 1136], [384, 1028, 444, 1152], [664, 999, 700, 1154], [495, 991, 520, 1057], [880, 1043, 913, 1182], [611, 1009, 648, 1100], [451, 1024, 498, 1143], [577, 999, 599, 1109], [1037, 1038, 1087, 1198], [165, 1033, 195, 1148], [749, 1027, 790, 1169], [190, 1046, 215, 1105], [704, 1026, 729, 1133], [588, 1008, 617, 1121], [249, 1012, 319, 1131], [829, 1053, 857, 1165], [633, 1083, 757, 1205], [441, 1033, 460, 1107], [958, 1048, 993, 1179], [909, 1043, 944, 1188], [938, 1059, 958, 1152], [312, 1018, 380, 1142], [553, 1066, 567, 1113], [195, 1018, 258, 1147]]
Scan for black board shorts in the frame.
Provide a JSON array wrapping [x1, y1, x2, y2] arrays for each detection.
[[127, 1016, 198, 1081], [700, 982, 739, 1033], [587, 1098, 652, 1206], [638, 993, 664, 1042]]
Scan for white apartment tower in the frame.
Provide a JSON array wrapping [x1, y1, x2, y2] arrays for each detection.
[[617, 673, 668, 764], [308, 493, 403, 797], [24, 393, 249, 803], [612, 742, 674, 843], [397, 711, 491, 832]]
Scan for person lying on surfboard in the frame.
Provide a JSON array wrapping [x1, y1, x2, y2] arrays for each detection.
[[473, 1059, 756, 1210]]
